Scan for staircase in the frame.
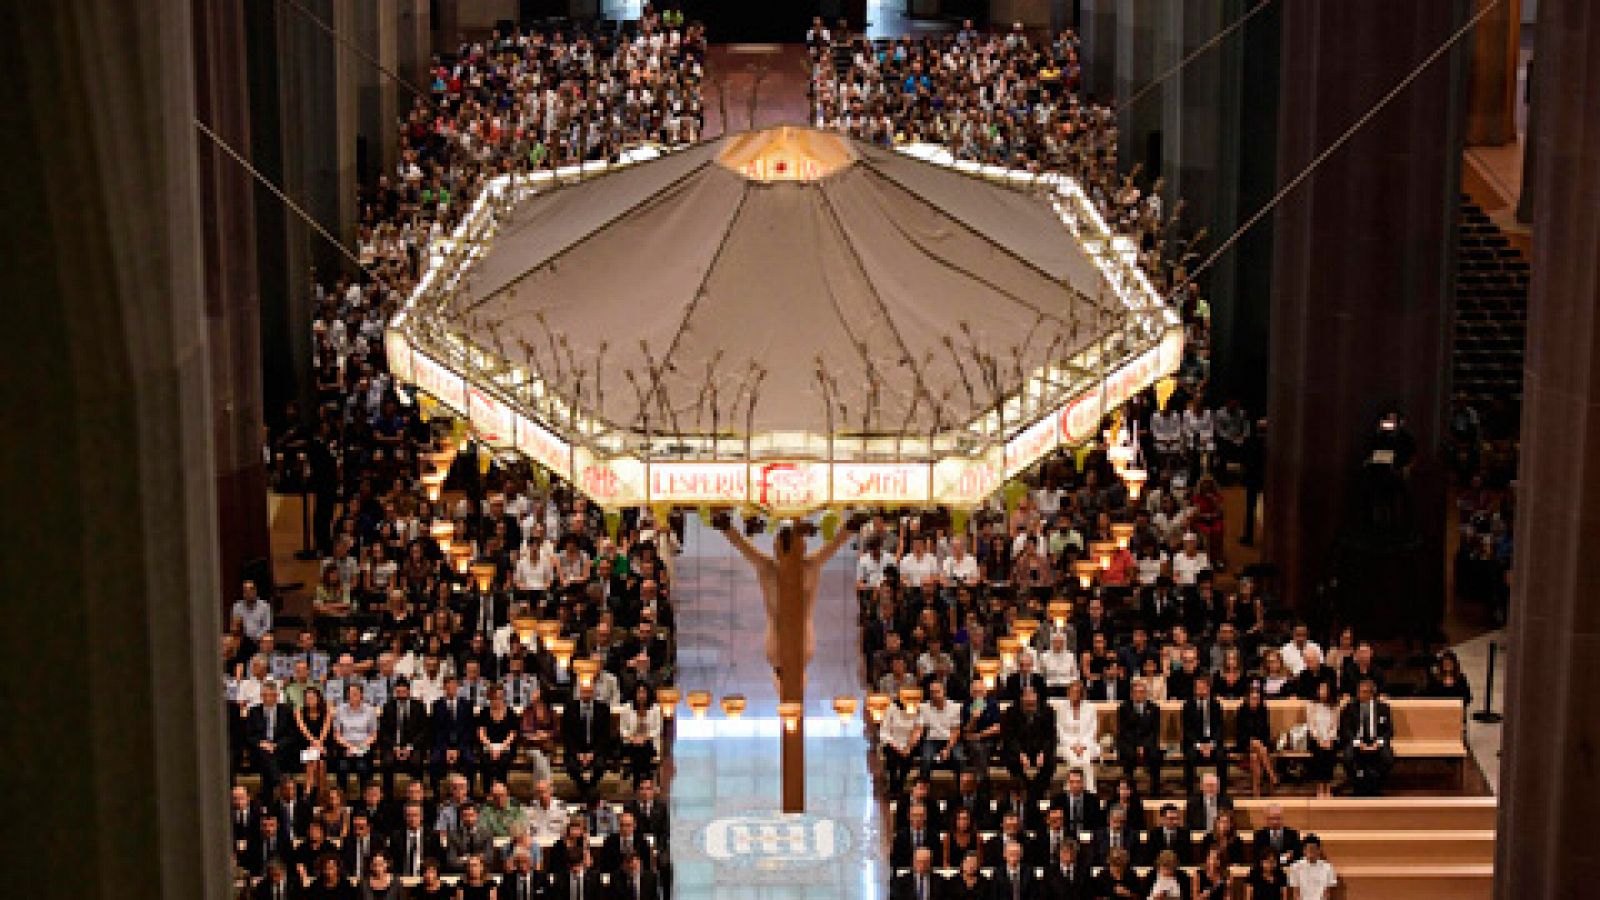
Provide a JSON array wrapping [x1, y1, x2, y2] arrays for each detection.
[[1452, 199, 1530, 410]]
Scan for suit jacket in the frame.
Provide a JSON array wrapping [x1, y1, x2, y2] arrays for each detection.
[[1252, 825, 1303, 861], [1001, 703, 1056, 759], [246, 702, 299, 751], [1180, 697, 1225, 750], [339, 831, 387, 880], [599, 831, 653, 873], [889, 870, 947, 900], [229, 804, 260, 844], [1000, 671, 1048, 705], [461, 592, 511, 636], [1139, 587, 1184, 635], [501, 870, 547, 900], [272, 793, 313, 843], [378, 696, 429, 758], [1090, 826, 1143, 867], [444, 823, 495, 872], [1087, 676, 1130, 704], [1143, 825, 1193, 866], [892, 826, 940, 869], [1049, 790, 1102, 833], [432, 694, 476, 754], [1183, 792, 1235, 832], [625, 798, 670, 846], [988, 865, 1040, 899], [1043, 860, 1092, 899], [562, 698, 615, 758], [982, 833, 1031, 870], [606, 869, 661, 900], [1338, 699, 1394, 747], [1117, 699, 1162, 748], [251, 875, 300, 899], [243, 831, 289, 878], [547, 869, 606, 899], [389, 827, 431, 878]]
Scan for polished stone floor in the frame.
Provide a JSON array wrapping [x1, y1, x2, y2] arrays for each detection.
[[668, 520, 887, 898]]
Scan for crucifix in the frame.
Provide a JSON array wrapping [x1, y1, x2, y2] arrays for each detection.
[[712, 511, 864, 812]]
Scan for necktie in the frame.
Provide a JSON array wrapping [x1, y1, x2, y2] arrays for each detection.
[[574, 874, 583, 900], [918, 874, 927, 900], [1366, 703, 1375, 742], [1112, 831, 1120, 849], [398, 702, 407, 742], [266, 706, 275, 737], [1070, 795, 1080, 826], [913, 829, 923, 847], [633, 875, 641, 900], [356, 837, 366, 878], [584, 704, 593, 742], [408, 832, 419, 874], [1011, 870, 1021, 900], [1203, 702, 1210, 737], [1207, 796, 1215, 828], [1273, 829, 1282, 850]]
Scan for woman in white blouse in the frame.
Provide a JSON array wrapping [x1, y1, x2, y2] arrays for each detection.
[[1039, 631, 1080, 692], [1305, 680, 1341, 797], [1054, 680, 1101, 791], [618, 683, 663, 786]]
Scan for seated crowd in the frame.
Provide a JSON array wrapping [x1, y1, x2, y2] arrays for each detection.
[[862, 396, 1473, 898]]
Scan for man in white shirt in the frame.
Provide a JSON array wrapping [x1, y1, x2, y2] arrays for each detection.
[[1280, 623, 1323, 676], [231, 580, 273, 653], [940, 537, 981, 607], [880, 693, 919, 795], [898, 536, 941, 598], [1171, 532, 1211, 586], [915, 681, 963, 781], [526, 779, 568, 843], [1287, 836, 1338, 900], [856, 540, 889, 612], [1038, 630, 1080, 694]]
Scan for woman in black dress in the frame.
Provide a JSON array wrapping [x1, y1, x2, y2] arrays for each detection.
[[1192, 846, 1233, 900], [296, 685, 332, 796], [1212, 649, 1250, 700], [941, 807, 981, 869], [1425, 649, 1474, 733], [455, 853, 498, 899], [303, 853, 356, 899], [476, 685, 518, 789], [295, 820, 336, 887], [358, 850, 403, 900], [1244, 848, 1290, 900], [1111, 777, 1147, 832], [1235, 683, 1278, 796], [1200, 811, 1247, 867], [1093, 847, 1145, 898], [946, 852, 989, 899], [411, 859, 453, 900]]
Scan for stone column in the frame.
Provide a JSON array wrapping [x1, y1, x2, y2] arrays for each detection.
[[1264, 1, 1465, 622], [0, 1, 230, 896], [1493, 1, 1600, 896], [195, 0, 273, 601], [1077, 0, 1117, 101]]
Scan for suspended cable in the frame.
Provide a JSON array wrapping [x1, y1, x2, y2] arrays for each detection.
[[1125, 0, 1277, 109], [276, 0, 436, 110], [193, 117, 395, 290], [1176, 0, 1502, 294]]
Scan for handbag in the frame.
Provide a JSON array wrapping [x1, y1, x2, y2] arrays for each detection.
[[1277, 724, 1309, 753]]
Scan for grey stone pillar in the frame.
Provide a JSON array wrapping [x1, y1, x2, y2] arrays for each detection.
[[357, 0, 403, 184], [1078, 0, 1117, 101], [0, 1, 230, 896], [1494, 2, 1600, 896]]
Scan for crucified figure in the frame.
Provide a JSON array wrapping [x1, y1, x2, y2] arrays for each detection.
[[712, 512, 865, 690]]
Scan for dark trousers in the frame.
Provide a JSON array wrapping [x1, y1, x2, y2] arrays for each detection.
[[382, 749, 425, 796], [430, 747, 478, 792], [1342, 745, 1394, 795], [1005, 753, 1057, 799], [566, 754, 607, 803], [883, 744, 915, 795], [622, 741, 657, 785], [251, 744, 292, 792], [1117, 741, 1164, 795]]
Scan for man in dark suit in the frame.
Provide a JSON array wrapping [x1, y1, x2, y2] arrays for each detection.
[[562, 681, 615, 804], [244, 811, 287, 879], [1252, 803, 1303, 864], [1140, 580, 1183, 640], [1180, 675, 1227, 794], [503, 846, 546, 900], [889, 846, 943, 900], [549, 856, 606, 900], [1339, 678, 1395, 794], [1049, 768, 1103, 835], [1090, 805, 1142, 868], [1002, 688, 1057, 798], [443, 802, 495, 873], [269, 774, 312, 844], [599, 811, 654, 874], [340, 811, 387, 881], [1000, 654, 1047, 705], [390, 802, 431, 879], [1183, 773, 1235, 833], [1043, 839, 1092, 899], [229, 785, 259, 847], [1142, 803, 1192, 866], [379, 678, 429, 795], [990, 839, 1040, 899], [891, 803, 939, 869], [1116, 680, 1164, 794], [947, 770, 992, 830], [610, 852, 661, 900], [430, 675, 478, 790], [251, 858, 298, 899], [625, 776, 670, 852], [982, 811, 1031, 869], [246, 681, 298, 792], [461, 585, 511, 640], [1086, 658, 1129, 704]]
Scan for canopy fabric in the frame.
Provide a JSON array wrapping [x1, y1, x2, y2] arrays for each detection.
[[455, 129, 1110, 437]]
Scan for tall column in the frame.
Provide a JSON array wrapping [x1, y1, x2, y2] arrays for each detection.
[[1112, 0, 1162, 174], [195, 0, 273, 600], [1078, 0, 1117, 101], [1494, 2, 1600, 896], [1264, 1, 1465, 622], [0, 1, 230, 896], [1466, 0, 1521, 145], [356, 0, 403, 185]]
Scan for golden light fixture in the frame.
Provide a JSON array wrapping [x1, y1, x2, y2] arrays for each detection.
[[1111, 522, 1136, 549], [777, 701, 804, 733], [975, 658, 1001, 689], [535, 620, 562, 648], [549, 637, 576, 671], [865, 692, 891, 724], [454, 553, 472, 576], [511, 615, 538, 645], [430, 520, 455, 541], [425, 481, 443, 503], [1012, 617, 1040, 648], [1047, 600, 1073, 630], [997, 636, 1022, 669], [897, 686, 923, 715], [687, 690, 712, 718], [572, 658, 600, 688], [656, 686, 680, 718], [1072, 559, 1099, 589], [1122, 467, 1148, 500], [833, 694, 858, 724], [436, 537, 454, 557], [720, 694, 747, 720], [470, 562, 496, 593], [1090, 540, 1116, 570]]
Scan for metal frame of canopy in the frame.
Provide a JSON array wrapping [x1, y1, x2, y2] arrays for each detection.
[[386, 136, 1182, 515]]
